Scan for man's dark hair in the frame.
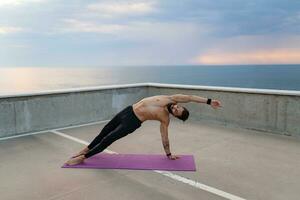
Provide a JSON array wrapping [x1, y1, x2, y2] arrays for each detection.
[[167, 103, 173, 114], [167, 103, 189, 122], [176, 107, 189, 122]]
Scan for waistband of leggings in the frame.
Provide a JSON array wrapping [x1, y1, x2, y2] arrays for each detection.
[[129, 105, 142, 124]]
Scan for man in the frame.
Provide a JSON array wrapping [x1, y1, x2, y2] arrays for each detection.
[[65, 94, 222, 165]]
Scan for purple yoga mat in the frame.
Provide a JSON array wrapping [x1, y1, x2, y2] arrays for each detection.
[[62, 153, 196, 171]]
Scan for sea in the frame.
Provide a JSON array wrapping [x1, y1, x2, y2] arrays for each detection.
[[0, 64, 300, 96]]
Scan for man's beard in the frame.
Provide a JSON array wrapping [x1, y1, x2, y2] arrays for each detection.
[[167, 103, 174, 114]]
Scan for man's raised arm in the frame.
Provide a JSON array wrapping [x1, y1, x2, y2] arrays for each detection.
[[170, 94, 208, 103], [170, 94, 222, 109]]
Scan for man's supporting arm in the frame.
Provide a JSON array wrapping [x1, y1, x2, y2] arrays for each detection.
[[160, 121, 171, 156]]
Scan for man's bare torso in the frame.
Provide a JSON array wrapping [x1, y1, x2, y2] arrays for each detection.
[[132, 95, 175, 123]]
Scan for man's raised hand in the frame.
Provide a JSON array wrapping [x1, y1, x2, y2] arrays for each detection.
[[211, 99, 222, 109]]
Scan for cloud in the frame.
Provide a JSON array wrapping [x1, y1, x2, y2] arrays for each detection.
[[121, 21, 205, 39], [193, 48, 300, 65], [0, 0, 44, 7], [61, 19, 127, 34], [59, 17, 211, 37], [1, 0, 300, 66], [190, 34, 300, 64], [0, 25, 23, 34], [86, 1, 157, 18], [53, 18, 212, 65]]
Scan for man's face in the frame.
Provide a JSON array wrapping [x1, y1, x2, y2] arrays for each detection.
[[170, 104, 184, 117]]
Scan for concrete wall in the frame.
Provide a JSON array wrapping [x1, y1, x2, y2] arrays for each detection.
[[148, 83, 300, 137], [0, 84, 148, 138], [0, 82, 299, 138]]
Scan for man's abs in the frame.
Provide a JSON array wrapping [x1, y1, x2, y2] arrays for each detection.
[[133, 95, 171, 122]]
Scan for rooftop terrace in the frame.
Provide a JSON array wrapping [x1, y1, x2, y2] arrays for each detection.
[[1, 83, 300, 200], [1, 119, 300, 200]]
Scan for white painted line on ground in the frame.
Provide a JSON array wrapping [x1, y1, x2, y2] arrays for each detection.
[[0, 129, 50, 141], [52, 130, 116, 154], [54, 120, 110, 131], [154, 170, 246, 200], [52, 129, 247, 200], [0, 120, 109, 141]]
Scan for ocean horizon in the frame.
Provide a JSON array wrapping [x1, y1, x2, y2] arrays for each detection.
[[1, 64, 300, 96]]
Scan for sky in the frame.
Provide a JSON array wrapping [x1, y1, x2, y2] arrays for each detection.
[[0, 0, 300, 67]]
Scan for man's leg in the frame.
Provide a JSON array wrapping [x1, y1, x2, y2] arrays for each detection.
[[72, 113, 121, 158], [87, 106, 133, 150], [66, 124, 133, 165], [84, 124, 134, 158], [87, 114, 121, 150], [65, 106, 141, 165]]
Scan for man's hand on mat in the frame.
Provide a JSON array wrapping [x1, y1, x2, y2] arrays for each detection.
[[168, 155, 180, 160], [65, 155, 85, 165], [211, 100, 222, 109]]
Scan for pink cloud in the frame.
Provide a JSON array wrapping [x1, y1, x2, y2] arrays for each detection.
[[193, 48, 300, 65]]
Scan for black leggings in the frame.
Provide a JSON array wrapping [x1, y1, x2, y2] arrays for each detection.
[[84, 105, 142, 158]]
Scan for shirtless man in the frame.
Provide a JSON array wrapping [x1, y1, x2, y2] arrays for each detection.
[[65, 94, 222, 165]]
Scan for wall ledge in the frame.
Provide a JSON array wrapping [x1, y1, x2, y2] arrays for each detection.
[[1, 82, 300, 99]]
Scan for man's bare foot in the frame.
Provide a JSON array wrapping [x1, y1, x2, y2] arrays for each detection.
[[72, 147, 89, 158], [65, 155, 86, 166]]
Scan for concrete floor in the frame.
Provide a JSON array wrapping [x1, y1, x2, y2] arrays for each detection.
[[1, 120, 300, 200]]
